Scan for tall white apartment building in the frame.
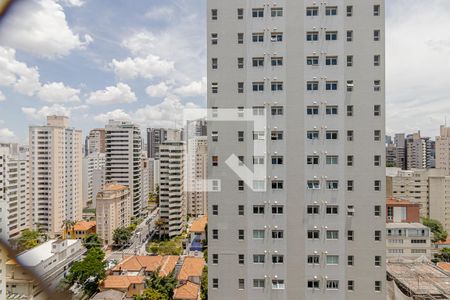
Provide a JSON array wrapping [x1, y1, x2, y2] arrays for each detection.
[[405, 132, 434, 170], [436, 125, 450, 175], [159, 140, 185, 237], [105, 120, 142, 218], [82, 152, 106, 207], [141, 153, 150, 212], [0, 146, 31, 241], [187, 136, 208, 217], [207, 2, 386, 299], [29, 116, 82, 237]]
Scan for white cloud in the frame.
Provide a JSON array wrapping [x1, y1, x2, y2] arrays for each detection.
[[145, 6, 175, 21], [146, 82, 170, 98], [110, 55, 174, 80], [38, 82, 80, 103], [60, 0, 85, 7], [174, 77, 206, 97], [93, 109, 131, 123], [0, 0, 92, 58], [87, 83, 137, 105], [22, 104, 71, 120], [0, 90, 5, 101], [0, 128, 16, 142]]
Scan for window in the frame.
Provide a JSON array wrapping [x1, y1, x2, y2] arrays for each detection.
[[374, 230, 381, 241], [253, 106, 265, 115], [307, 280, 320, 289], [238, 180, 244, 191], [252, 82, 264, 92], [212, 58, 218, 69], [375, 281, 381, 292], [326, 31, 338, 41], [272, 156, 284, 165], [238, 254, 245, 265], [307, 255, 320, 264], [326, 105, 338, 115], [252, 8, 264, 18], [271, 131, 283, 140], [347, 55, 353, 67], [374, 55, 381, 66], [272, 255, 284, 264], [272, 180, 284, 190], [306, 31, 319, 41], [326, 6, 338, 16], [374, 155, 381, 166], [237, 57, 244, 69], [347, 105, 354, 116], [347, 5, 353, 17], [347, 130, 354, 142], [307, 56, 319, 66], [306, 7, 318, 16], [307, 205, 320, 214], [374, 80, 381, 91], [211, 33, 218, 45], [272, 230, 284, 239], [348, 280, 354, 291], [327, 180, 339, 190], [253, 279, 265, 288], [238, 279, 245, 290], [327, 255, 339, 265], [326, 131, 338, 140], [347, 180, 354, 191], [374, 30, 381, 41], [212, 254, 218, 264], [212, 131, 218, 142], [348, 256, 354, 266], [253, 254, 265, 264], [212, 156, 218, 166], [271, 32, 283, 42], [272, 205, 284, 214], [347, 30, 353, 42], [272, 280, 285, 290], [238, 131, 244, 142], [327, 230, 339, 240], [253, 131, 265, 140], [211, 9, 218, 20], [307, 180, 320, 189], [307, 230, 320, 239], [252, 33, 264, 42], [326, 81, 338, 90], [375, 256, 381, 266], [238, 205, 245, 216], [212, 107, 218, 118], [374, 5, 381, 16], [238, 229, 245, 240], [326, 280, 339, 290], [253, 156, 264, 165], [326, 56, 338, 65], [347, 80, 354, 92], [253, 205, 264, 215], [347, 155, 354, 166], [347, 205, 355, 216], [326, 205, 338, 215], [307, 106, 319, 115], [374, 205, 381, 216], [326, 155, 338, 165], [212, 82, 218, 93], [271, 82, 283, 91], [238, 82, 244, 93], [213, 278, 219, 289], [237, 33, 244, 44], [212, 229, 219, 239], [253, 57, 264, 67], [307, 81, 319, 91], [374, 130, 381, 141], [237, 8, 244, 19], [271, 106, 284, 115], [212, 205, 218, 215], [271, 7, 283, 17], [238, 106, 244, 117], [307, 155, 319, 165], [271, 57, 283, 66], [253, 229, 265, 239], [347, 230, 354, 241]]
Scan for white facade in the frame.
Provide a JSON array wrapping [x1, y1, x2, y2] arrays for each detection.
[[386, 223, 431, 260], [159, 141, 186, 237], [141, 153, 150, 212], [105, 120, 142, 218], [82, 152, 106, 208], [436, 125, 450, 176], [0, 245, 6, 299], [186, 136, 208, 217], [208, 2, 386, 299], [149, 158, 160, 193], [29, 116, 83, 237]]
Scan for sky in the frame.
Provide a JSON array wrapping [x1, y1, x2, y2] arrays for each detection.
[[0, 0, 450, 143]]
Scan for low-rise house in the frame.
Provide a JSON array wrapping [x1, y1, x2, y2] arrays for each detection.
[[112, 255, 178, 277], [101, 276, 145, 298], [173, 281, 200, 300], [91, 289, 126, 300], [65, 220, 96, 240], [386, 223, 432, 260], [188, 216, 207, 252], [386, 197, 421, 223], [177, 257, 205, 285], [434, 237, 450, 250]]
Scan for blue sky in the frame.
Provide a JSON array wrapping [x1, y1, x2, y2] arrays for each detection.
[[1, 0, 450, 143]]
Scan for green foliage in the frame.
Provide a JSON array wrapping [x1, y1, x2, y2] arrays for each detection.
[[129, 223, 137, 232], [113, 227, 133, 246], [17, 229, 41, 252], [65, 247, 106, 296], [137, 271, 177, 300], [386, 162, 396, 167], [422, 217, 448, 242], [137, 289, 168, 300], [147, 236, 183, 255], [201, 266, 208, 300], [203, 249, 208, 263], [83, 234, 102, 250]]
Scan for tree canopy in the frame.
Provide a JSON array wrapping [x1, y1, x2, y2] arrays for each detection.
[[83, 233, 102, 250], [17, 229, 41, 252], [113, 227, 133, 246], [137, 271, 177, 300], [422, 217, 448, 242]]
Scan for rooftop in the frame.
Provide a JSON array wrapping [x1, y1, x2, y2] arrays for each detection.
[[103, 276, 145, 289], [177, 257, 205, 281], [103, 184, 128, 191], [386, 222, 428, 229], [16, 239, 79, 267], [91, 289, 125, 300], [435, 237, 450, 245], [437, 262, 450, 273], [189, 216, 207, 233], [113, 255, 178, 277], [387, 197, 420, 206], [73, 220, 96, 231], [173, 281, 200, 300]]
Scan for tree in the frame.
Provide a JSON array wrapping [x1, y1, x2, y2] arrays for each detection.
[[201, 266, 208, 300], [113, 227, 132, 246], [422, 217, 448, 242], [17, 229, 41, 252], [83, 234, 102, 250], [136, 289, 167, 300], [62, 219, 77, 238]]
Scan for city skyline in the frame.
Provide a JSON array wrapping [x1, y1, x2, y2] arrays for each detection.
[[1, 0, 450, 143]]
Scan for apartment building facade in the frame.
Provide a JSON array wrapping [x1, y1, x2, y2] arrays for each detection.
[[105, 120, 142, 218], [436, 125, 450, 175], [386, 223, 431, 260], [187, 136, 208, 217], [87, 128, 106, 154], [207, 1, 386, 299], [29, 116, 83, 236], [82, 152, 106, 207], [405, 132, 434, 170]]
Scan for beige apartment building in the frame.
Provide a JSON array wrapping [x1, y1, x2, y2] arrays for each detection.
[[88, 128, 106, 154], [386, 223, 431, 260], [96, 184, 131, 245], [436, 125, 450, 176], [29, 116, 82, 237], [187, 136, 208, 217]]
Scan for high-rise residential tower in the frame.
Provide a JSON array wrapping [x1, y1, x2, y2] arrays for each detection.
[[147, 128, 168, 159], [187, 136, 208, 217], [29, 116, 83, 236], [436, 125, 450, 175], [207, 2, 386, 299], [87, 128, 106, 154], [105, 120, 142, 217]]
